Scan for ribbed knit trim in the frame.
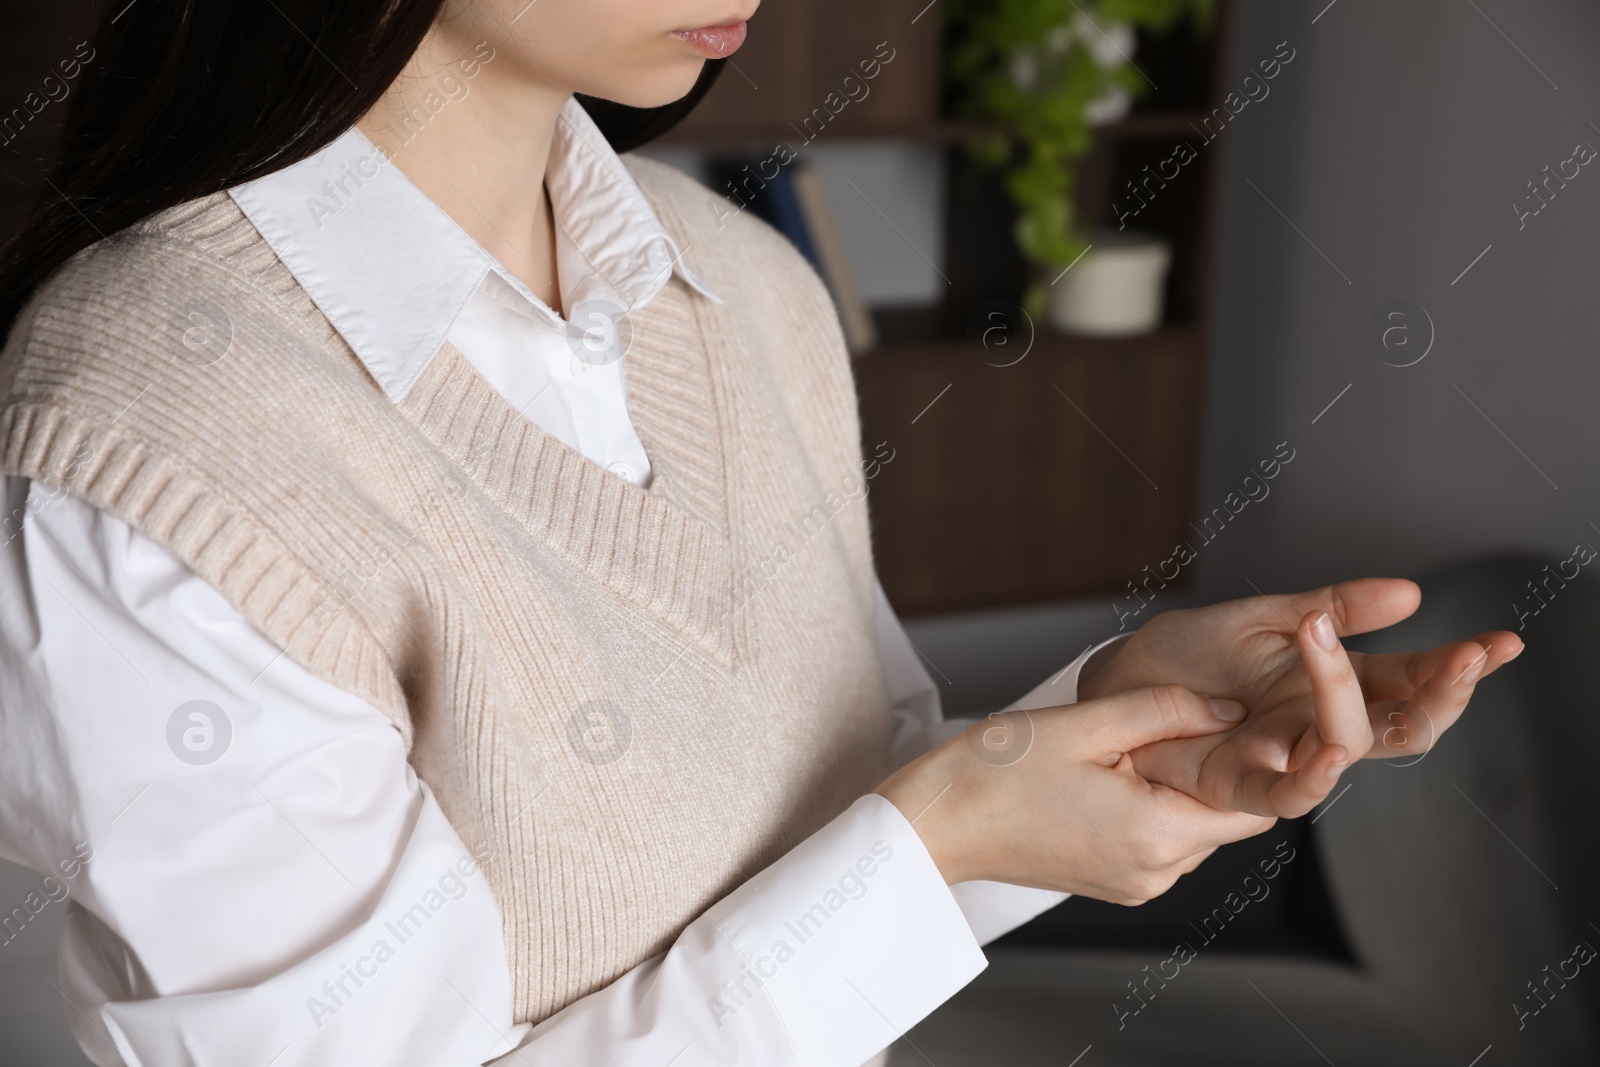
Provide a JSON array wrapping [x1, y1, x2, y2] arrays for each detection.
[[0, 402, 412, 742], [0, 158, 892, 1027], [400, 337, 736, 663]]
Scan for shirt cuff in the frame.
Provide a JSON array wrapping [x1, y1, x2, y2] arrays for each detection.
[[947, 880, 1070, 945], [940, 634, 1129, 944], [702, 793, 988, 1067], [1004, 632, 1131, 713]]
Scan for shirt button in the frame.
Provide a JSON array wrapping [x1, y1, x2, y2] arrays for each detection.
[[607, 461, 637, 483]]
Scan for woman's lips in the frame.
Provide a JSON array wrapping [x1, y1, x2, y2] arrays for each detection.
[[671, 21, 748, 58]]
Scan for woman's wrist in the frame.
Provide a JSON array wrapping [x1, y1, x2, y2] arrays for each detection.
[[874, 737, 978, 886]]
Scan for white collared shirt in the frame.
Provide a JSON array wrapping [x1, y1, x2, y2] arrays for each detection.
[[0, 97, 1091, 1067], [231, 101, 718, 484]]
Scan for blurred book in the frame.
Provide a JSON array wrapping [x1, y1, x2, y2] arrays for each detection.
[[792, 163, 878, 356], [711, 156, 878, 356]]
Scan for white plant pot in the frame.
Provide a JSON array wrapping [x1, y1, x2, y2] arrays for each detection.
[[1047, 231, 1172, 337]]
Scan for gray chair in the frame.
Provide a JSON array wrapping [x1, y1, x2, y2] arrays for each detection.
[[0, 863, 92, 1066], [896, 555, 1600, 1065]]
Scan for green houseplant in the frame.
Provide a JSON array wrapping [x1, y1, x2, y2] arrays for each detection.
[[946, 0, 1216, 315]]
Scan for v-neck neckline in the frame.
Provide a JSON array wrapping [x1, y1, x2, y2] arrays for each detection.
[[396, 276, 737, 664]]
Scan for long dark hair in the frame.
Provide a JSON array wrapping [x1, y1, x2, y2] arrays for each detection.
[[0, 1, 723, 344]]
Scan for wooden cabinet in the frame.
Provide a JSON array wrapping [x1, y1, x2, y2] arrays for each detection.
[[856, 326, 1204, 615], [664, 0, 944, 141], [663, 3, 1234, 616]]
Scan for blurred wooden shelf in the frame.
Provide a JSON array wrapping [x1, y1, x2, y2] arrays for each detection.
[[662, 0, 941, 144], [656, 0, 1234, 617], [659, 118, 979, 148], [660, 112, 1215, 148], [1104, 109, 1217, 139], [856, 325, 1204, 616]]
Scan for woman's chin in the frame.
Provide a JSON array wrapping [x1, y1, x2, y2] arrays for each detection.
[[581, 62, 708, 110]]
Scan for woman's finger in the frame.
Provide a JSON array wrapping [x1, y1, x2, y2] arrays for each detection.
[[1202, 742, 1349, 818], [1268, 743, 1350, 816], [1155, 788, 1278, 852], [1369, 699, 1437, 760], [1362, 632, 1523, 757], [1371, 634, 1521, 758], [1126, 731, 1228, 800], [1075, 683, 1246, 756], [1298, 609, 1372, 757], [1355, 632, 1522, 701], [1269, 578, 1421, 638], [1354, 645, 1459, 700]]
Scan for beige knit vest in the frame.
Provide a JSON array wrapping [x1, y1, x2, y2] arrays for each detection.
[[0, 156, 892, 1023]]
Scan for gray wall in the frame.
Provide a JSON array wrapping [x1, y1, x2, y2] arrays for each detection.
[[912, 0, 1600, 716], [1200, 0, 1600, 594]]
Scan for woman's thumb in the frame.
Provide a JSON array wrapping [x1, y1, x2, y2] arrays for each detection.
[[1083, 684, 1245, 753]]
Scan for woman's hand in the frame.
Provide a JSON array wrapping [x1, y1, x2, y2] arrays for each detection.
[[1079, 579, 1524, 817], [875, 685, 1276, 905]]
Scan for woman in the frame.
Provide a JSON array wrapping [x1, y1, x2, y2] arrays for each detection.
[[0, 1, 1520, 1064]]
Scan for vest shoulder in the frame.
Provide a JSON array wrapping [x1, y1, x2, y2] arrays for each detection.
[[49, 191, 284, 295], [621, 153, 717, 221], [3, 192, 318, 378]]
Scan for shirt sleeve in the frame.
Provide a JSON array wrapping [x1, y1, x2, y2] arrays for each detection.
[[0, 479, 988, 1067], [0, 477, 530, 1067], [486, 793, 984, 1066], [871, 579, 1128, 946]]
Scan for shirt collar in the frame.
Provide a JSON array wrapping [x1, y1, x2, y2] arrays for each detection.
[[228, 96, 720, 402]]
